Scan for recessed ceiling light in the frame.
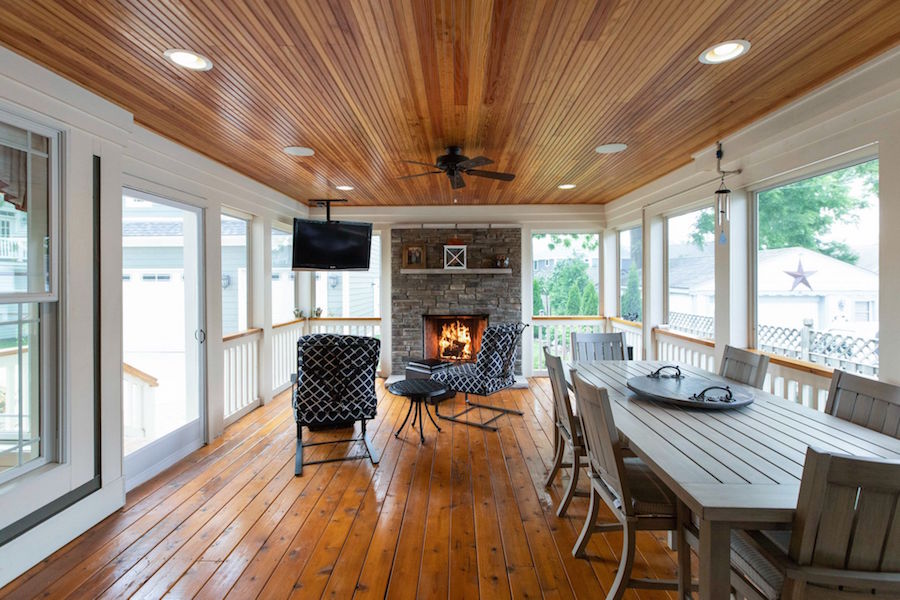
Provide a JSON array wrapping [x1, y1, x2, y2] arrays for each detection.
[[335, 185, 354, 191], [558, 184, 576, 190], [283, 146, 315, 157], [164, 49, 213, 71], [699, 39, 751, 64], [595, 143, 628, 154]]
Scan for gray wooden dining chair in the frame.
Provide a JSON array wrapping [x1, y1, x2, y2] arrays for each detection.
[[570, 370, 692, 600], [543, 347, 587, 517], [719, 345, 769, 389], [570, 331, 627, 361], [730, 447, 900, 600], [824, 369, 900, 439]]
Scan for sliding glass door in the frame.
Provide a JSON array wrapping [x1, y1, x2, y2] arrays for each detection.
[[122, 189, 205, 489]]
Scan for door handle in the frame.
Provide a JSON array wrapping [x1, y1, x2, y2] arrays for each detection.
[[195, 329, 207, 343]]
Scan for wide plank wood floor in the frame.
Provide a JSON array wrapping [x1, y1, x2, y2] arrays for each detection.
[[2, 379, 683, 599]]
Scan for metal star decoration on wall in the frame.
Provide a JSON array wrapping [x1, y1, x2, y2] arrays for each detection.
[[784, 259, 816, 291]]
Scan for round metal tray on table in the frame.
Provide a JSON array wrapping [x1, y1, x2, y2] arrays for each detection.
[[626, 367, 754, 410]]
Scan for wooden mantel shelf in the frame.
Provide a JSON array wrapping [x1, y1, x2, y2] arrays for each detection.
[[400, 268, 512, 275]]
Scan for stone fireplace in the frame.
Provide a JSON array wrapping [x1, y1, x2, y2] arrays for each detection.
[[423, 314, 489, 362], [391, 226, 522, 374]]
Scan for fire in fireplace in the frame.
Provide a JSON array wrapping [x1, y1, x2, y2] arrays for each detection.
[[423, 315, 489, 362]]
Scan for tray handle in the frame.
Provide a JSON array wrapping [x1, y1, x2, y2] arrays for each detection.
[[689, 385, 734, 403], [647, 365, 683, 379]]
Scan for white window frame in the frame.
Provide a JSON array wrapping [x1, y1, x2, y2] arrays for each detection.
[[615, 225, 642, 321], [312, 232, 382, 318], [221, 208, 252, 334], [270, 220, 295, 326], [529, 229, 602, 318], [748, 154, 879, 352], [0, 109, 60, 303], [0, 109, 62, 486], [662, 203, 715, 333]]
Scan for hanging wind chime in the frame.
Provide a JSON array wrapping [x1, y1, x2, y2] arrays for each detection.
[[714, 142, 741, 244]]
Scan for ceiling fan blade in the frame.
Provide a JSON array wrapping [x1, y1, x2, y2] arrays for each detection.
[[449, 171, 466, 189], [402, 160, 437, 168], [457, 155, 493, 170], [397, 171, 442, 180], [465, 169, 515, 181]]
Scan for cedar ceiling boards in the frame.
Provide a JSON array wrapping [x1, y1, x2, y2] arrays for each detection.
[[1, 1, 899, 206]]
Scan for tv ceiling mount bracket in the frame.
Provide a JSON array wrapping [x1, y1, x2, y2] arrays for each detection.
[[308, 198, 348, 222]]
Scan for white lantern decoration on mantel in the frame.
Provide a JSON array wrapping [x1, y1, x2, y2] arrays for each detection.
[[443, 244, 467, 270]]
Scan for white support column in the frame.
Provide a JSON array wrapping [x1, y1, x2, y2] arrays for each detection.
[[521, 225, 534, 376], [879, 127, 900, 384], [643, 210, 665, 359], [601, 229, 617, 318], [99, 141, 124, 488], [713, 189, 749, 365], [379, 226, 392, 376], [204, 206, 225, 440], [253, 216, 273, 403]]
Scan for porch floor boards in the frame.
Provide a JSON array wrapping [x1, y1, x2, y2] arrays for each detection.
[[1, 379, 683, 599]]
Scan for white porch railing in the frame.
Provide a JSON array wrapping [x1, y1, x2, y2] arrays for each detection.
[[307, 317, 382, 339], [761, 356, 833, 411], [272, 319, 306, 393], [271, 318, 383, 393], [649, 326, 835, 411], [653, 327, 716, 373], [223, 328, 262, 423], [608, 317, 643, 361], [532, 317, 607, 373]]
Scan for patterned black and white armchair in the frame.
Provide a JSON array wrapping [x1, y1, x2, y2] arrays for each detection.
[[431, 322, 527, 431], [292, 334, 381, 475]]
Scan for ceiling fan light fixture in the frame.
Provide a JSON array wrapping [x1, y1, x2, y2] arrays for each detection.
[[594, 143, 627, 154], [699, 39, 751, 64], [335, 185, 354, 191], [558, 183, 576, 190], [284, 146, 315, 157], [164, 49, 213, 71]]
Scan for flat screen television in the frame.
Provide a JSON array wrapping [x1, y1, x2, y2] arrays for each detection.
[[291, 218, 373, 271]]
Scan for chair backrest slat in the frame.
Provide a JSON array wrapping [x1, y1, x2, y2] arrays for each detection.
[[571, 370, 631, 512], [826, 370, 900, 439], [790, 447, 900, 575], [571, 332, 626, 362], [884, 404, 900, 439], [718, 345, 769, 389], [846, 488, 899, 570], [882, 510, 900, 571], [544, 347, 579, 441]]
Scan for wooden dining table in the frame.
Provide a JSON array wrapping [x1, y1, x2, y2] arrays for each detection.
[[565, 360, 900, 600]]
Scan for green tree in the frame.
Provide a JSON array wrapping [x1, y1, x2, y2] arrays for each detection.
[[620, 264, 642, 322], [533, 232, 599, 252], [690, 160, 877, 263], [547, 258, 591, 315], [566, 285, 582, 315], [533, 276, 546, 314], [579, 284, 599, 315]]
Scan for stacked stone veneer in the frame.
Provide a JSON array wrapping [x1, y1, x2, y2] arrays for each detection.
[[391, 227, 523, 374]]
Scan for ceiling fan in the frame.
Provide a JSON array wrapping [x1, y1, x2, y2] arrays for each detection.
[[398, 146, 515, 189]]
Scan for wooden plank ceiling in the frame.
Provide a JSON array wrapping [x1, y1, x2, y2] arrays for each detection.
[[1, 1, 899, 206]]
